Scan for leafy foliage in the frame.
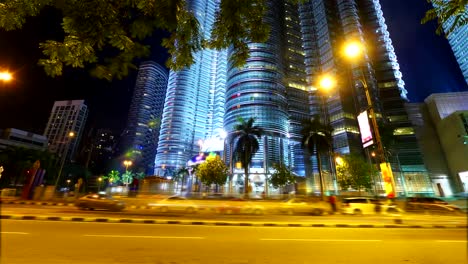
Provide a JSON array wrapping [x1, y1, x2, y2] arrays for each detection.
[[421, 0, 468, 36], [134, 172, 146, 180], [0, 0, 285, 80], [269, 163, 295, 189], [336, 154, 372, 193], [173, 167, 189, 182], [104, 170, 120, 184], [229, 117, 264, 196], [197, 156, 228, 186], [121, 170, 134, 185]]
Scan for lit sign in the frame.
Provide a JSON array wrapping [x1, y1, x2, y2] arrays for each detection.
[[357, 110, 373, 148], [380, 162, 396, 198]]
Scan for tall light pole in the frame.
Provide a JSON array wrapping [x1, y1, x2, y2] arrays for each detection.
[[123, 160, 133, 172], [343, 41, 396, 197], [0, 71, 12, 82], [54, 131, 75, 190]]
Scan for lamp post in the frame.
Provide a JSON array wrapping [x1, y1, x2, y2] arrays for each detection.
[[98, 177, 102, 192], [0, 71, 12, 82], [54, 131, 75, 191], [123, 160, 132, 172], [343, 41, 396, 197]]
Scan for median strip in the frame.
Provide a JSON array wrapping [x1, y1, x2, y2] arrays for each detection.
[[1, 214, 466, 229]]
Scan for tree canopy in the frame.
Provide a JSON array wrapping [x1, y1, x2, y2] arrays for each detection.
[[336, 154, 372, 194], [0, 0, 280, 80], [269, 163, 295, 190], [421, 0, 468, 36], [197, 155, 228, 187]]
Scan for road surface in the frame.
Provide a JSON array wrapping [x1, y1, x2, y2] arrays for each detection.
[[1, 219, 466, 264]]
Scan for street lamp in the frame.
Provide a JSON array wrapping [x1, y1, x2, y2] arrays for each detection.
[[0, 71, 12, 82], [343, 41, 396, 196], [98, 177, 102, 192], [123, 160, 132, 171], [54, 131, 76, 191]]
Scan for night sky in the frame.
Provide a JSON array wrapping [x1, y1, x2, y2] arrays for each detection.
[[0, 0, 467, 136]]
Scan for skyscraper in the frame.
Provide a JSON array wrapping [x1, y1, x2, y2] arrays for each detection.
[[155, 0, 432, 195], [121, 61, 168, 174], [442, 8, 468, 85], [155, 0, 226, 176], [44, 100, 88, 162]]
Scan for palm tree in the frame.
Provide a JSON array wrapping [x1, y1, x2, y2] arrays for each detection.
[[421, 0, 468, 36], [229, 117, 264, 198], [300, 115, 333, 200]]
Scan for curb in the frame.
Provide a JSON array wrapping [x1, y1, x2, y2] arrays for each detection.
[[1, 215, 467, 229]]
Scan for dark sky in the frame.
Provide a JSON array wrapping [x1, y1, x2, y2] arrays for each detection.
[[0, 0, 467, 135]]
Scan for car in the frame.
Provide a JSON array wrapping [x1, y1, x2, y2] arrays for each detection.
[[341, 197, 400, 215], [405, 197, 462, 214], [279, 198, 329, 215], [217, 198, 265, 215], [75, 193, 125, 211], [148, 195, 198, 213]]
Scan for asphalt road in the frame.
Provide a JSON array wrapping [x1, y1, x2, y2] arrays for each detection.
[[1, 219, 467, 264], [2, 204, 467, 226]]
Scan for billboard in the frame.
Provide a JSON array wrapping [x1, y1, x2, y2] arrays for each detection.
[[357, 110, 373, 148], [380, 162, 396, 198]]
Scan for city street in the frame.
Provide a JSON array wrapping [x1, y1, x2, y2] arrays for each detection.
[[2, 203, 467, 226], [2, 219, 467, 264]]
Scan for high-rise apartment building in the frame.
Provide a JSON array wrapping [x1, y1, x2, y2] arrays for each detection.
[[442, 8, 468, 85], [155, 0, 227, 176], [121, 61, 168, 174], [155, 0, 432, 195], [44, 100, 88, 162]]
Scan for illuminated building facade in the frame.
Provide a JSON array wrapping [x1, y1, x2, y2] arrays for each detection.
[[154, 0, 227, 176], [44, 100, 88, 162], [121, 61, 168, 174]]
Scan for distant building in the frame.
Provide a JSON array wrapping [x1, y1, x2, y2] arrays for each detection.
[[44, 100, 88, 162], [442, 12, 468, 85], [0, 128, 48, 151], [87, 129, 118, 174], [120, 61, 168, 174], [407, 92, 468, 196]]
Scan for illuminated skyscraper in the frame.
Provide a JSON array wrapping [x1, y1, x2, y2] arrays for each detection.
[[443, 17, 468, 85], [154, 0, 227, 175], [44, 100, 88, 162], [121, 61, 168, 174]]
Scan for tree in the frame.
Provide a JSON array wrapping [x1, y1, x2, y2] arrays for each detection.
[[336, 154, 372, 195], [269, 163, 296, 194], [134, 172, 146, 180], [230, 117, 264, 198], [300, 115, 333, 200], [104, 170, 120, 185], [197, 156, 228, 192], [421, 0, 468, 36], [121, 171, 134, 186], [0, 0, 274, 80]]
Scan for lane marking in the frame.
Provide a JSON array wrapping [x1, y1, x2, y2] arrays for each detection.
[[83, 234, 205, 239], [260, 238, 382, 242], [1, 232, 29, 235], [436, 240, 467, 243]]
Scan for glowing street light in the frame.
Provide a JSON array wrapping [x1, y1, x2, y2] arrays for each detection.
[[0, 71, 12, 82], [335, 156, 344, 166], [54, 131, 76, 190], [343, 41, 363, 59], [123, 160, 133, 171], [98, 177, 103, 192], [318, 74, 336, 92]]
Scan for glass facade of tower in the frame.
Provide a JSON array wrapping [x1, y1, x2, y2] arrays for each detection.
[[121, 61, 168, 174], [155, 0, 226, 176], [443, 15, 468, 85]]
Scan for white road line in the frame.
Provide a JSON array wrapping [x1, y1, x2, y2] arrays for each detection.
[[436, 240, 467, 243], [83, 234, 205, 239], [260, 238, 382, 242], [1, 232, 29, 235]]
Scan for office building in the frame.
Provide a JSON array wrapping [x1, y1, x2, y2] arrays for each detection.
[[155, 0, 432, 195], [0, 128, 48, 151], [121, 61, 168, 174], [155, 0, 227, 176], [407, 92, 468, 195], [442, 9, 468, 85], [44, 100, 88, 162]]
